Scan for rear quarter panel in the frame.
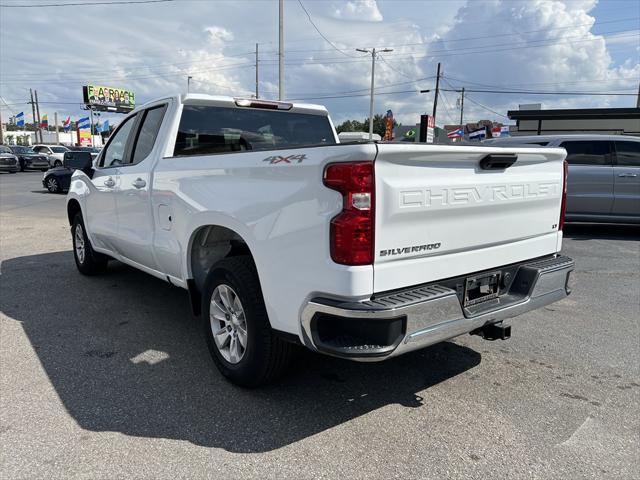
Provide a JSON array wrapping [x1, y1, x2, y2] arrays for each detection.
[[152, 143, 378, 334]]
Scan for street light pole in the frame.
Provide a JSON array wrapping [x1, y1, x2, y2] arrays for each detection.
[[356, 47, 393, 141], [460, 87, 465, 125], [278, 0, 284, 100], [187, 76, 193, 94]]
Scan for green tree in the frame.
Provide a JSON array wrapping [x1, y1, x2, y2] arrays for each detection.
[[336, 114, 399, 138]]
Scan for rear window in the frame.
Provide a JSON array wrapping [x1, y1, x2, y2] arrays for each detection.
[[614, 141, 640, 167], [560, 140, 612, 166], [173, 105, 336, 157]]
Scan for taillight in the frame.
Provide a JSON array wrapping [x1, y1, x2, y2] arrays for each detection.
[[323, 162, 374, 265], [559, 159, 568, 231]]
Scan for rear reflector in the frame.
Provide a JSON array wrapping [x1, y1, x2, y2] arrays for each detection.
[[559, 159, 568, 231], [323, 162, 374, 266]]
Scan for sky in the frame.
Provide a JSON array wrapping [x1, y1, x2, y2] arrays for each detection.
[[0, 0, 638, 129]]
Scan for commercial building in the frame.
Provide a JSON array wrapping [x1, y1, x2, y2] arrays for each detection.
[[507, 107, 640, 136]]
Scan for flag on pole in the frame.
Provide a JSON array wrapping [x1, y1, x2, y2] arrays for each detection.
[[77, 117, 90, 130], [63, 116, 71, 131], [447, 128, 464, 139], [40, 114, 48, 129], [100, 119, 109, 133], [16, 112, 25, 127], [468, 127, 486, 141]]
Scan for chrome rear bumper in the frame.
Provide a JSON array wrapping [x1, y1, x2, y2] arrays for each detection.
[[300, 255, 574, 361]]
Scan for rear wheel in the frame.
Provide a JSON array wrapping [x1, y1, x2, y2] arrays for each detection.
[[72, 213, 108, 275], [46, 177, 60, 193], [202, 255, 293, 387], [54, 160, 62, 167]]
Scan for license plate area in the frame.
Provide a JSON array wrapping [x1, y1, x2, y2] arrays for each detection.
[[464, 271, 501, 307]]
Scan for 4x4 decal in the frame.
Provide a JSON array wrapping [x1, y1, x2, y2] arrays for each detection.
[[263, 154, 307, 164]]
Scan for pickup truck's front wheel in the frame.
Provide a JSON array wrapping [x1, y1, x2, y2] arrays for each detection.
[[202, 256, 293, 387]]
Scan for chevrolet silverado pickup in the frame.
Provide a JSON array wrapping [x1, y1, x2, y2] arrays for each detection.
[[66, 94, 574, 386]]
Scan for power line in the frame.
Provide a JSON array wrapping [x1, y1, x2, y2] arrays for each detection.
[[261, 17, 640, 54], [0, 0, 173, 7], [463, 95, 509, 119], [443, 74, 640, 90], [296, 0, 356, 58], [378, 56, 418, 81], [1, 29, 635, 86], [440, 88, 636, 96]]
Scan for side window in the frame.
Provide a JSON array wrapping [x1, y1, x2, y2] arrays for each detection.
[[130, 105, 167, 165], [614, 141, 640, 167], [100, 114, 137, 168], [560, 140, 612, 166]]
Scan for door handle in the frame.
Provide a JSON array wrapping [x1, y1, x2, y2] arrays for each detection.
[[104, 177, 115, 188], [618, 173, 638, 178], [132, 178, 147, 189]]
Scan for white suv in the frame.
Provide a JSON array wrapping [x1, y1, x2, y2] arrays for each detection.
[[32, 144, 70, 167]]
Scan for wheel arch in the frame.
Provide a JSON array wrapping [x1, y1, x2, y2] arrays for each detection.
[[186, 223, 260, 316], [67, 198, 82, 226]]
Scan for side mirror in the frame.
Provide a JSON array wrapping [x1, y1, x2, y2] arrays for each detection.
[[63, 151, 93, 173]]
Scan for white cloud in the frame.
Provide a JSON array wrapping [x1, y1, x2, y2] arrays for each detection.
[[332, 0, 383, 22], [0, 0, 637, 129]]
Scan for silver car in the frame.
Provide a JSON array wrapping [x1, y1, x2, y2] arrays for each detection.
[[484, 134, 640, 224], [0, 145, 19, 173]]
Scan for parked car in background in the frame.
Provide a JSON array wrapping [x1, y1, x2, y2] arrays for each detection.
[[484, 134, 640, 224], [0, 145, 19, 173], [32, 144, 70, 167], [42, 151, 93, 193], [8, 145, 50, 171], [69, 146, 101, 161]]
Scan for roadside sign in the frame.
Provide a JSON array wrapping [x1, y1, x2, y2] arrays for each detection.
[[83, 85, 135, 113]]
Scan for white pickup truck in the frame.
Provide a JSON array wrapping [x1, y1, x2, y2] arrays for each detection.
[[66, 94, 574, 386]]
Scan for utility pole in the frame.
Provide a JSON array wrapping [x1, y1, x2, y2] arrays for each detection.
[[278, 0, 284, 100], [89, 106, 95, 146], [255, 43, 259, 99], [187, 76, 193, 94], [0, 107, 3, 144], [460, 87, 465, 125], [29, 89, 37, 145], [636, 82, 639, 108], [54, 112, 60, 144], [34, 90, 43, 143], [356, 47, 394, 140], [432, 62, 441, 125]]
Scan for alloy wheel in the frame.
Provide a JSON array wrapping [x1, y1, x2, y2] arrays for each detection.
[[74, 223, 86, 264], [209, 284, 247, 364]]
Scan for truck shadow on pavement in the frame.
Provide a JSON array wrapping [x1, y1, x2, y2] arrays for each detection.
[[1, 251, 481, 453]]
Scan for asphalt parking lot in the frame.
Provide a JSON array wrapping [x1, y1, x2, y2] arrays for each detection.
[[1, 171, 639, 479]]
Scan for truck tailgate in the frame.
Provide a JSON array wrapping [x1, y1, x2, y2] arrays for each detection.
[[373, 144, 566, 293]]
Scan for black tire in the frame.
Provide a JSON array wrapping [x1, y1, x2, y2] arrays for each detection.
[[19, 160, 25, 172], [202, 255, 293, 387], [46, 177, 60, 193], [9, 171, 16, 174], [54, 160, 62, 167], [71, 213, 108, 275]]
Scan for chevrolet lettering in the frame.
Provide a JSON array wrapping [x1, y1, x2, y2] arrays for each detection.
[[400, 182, 560, 209]]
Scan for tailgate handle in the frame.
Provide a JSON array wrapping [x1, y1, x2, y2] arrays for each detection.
[[479, 154, 518, 170]]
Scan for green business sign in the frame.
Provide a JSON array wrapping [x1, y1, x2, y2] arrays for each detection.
[[83, 85, 135, 113]]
